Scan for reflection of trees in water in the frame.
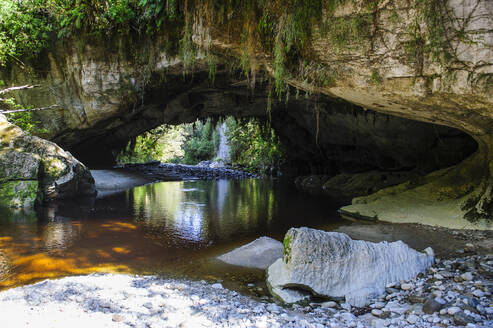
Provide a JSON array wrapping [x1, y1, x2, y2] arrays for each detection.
[[126, 180, 279, 243], [41, 221, 78, 251], [130, 182, 207, 243], [206, 179, 278, 239]]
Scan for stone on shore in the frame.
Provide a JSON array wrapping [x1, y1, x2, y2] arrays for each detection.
[[217, 237, 283, 269], [266, 227, 434, 306], [0, 115, 95, 208]]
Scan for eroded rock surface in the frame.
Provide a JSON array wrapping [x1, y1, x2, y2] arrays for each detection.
[[0, 115, 95, 208], [217, 237, 283, 270], [267, 227, 434, 307]]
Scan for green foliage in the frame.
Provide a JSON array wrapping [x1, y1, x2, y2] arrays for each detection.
[[0, 0, 183, 66], [225, 117, 283, 173], [5, 111, 48, 134], [0, 0, 53, 66], [0, 0, 466, 96], [1, 85, 48, 134], [179, 16, 196, 75], [326, 14, 372, 52], [283, 233, 291, 263], [116, 124, 190, 164], [181, 120, 219, 164], [370, 70, 383, 85], [116, 125, 172, 164]]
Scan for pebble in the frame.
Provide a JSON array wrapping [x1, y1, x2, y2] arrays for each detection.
[[371, 309, 383, 317], [472, 290, 484, 297], [407, 314, 419, 324], [211, 283, 223, 289], [112, 314, 124, 322], [461, 272, 474, 281], [401, 283, 413, 291], [321, 301, 337, 308], [447, 306, 462, 315]]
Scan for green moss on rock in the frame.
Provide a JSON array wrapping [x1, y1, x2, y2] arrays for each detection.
[[0, 181, 40, 208], [283, 233, 292, 264]]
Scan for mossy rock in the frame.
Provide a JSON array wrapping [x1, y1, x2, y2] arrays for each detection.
[[0, 181, 40, 208], [0, 117, 95, 208]]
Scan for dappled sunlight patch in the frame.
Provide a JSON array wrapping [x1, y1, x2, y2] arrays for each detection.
[[0, 250, 131, 289], [101, 221, 138, 231], [112, 247, 131, 255], [95, 249, 113, 259]]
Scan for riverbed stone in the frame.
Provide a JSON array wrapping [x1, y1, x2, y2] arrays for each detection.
[[266, 227, 434, 306], [217, 237, 283, 269], [461, 272, 474, 281], [423, 297, 446, 314]]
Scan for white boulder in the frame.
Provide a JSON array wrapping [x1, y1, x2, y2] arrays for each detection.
[[266, 227, 434, 306]]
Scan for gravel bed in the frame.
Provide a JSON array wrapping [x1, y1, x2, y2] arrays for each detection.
[[0, 255, 492, 327]]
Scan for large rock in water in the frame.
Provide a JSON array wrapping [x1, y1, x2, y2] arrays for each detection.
[[0, 115, 95, 208], [217, 237, 283, 269], [266, 227, 434, 307]]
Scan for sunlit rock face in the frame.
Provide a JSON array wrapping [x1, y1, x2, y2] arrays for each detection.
[[266, 227, 434, 307], [0, 114, 95, 208]]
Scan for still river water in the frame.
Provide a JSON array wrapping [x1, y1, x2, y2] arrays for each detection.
[[0, 179, 351, 296]]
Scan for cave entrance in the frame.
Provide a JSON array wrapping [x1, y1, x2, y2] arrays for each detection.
[[112, 117, 283, 175], [70, 90, 477, 177], [69, 91, 477, 206]]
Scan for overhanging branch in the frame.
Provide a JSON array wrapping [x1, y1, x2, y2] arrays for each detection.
[[0, 85, 40, 95], [0, 104, 59, 114]]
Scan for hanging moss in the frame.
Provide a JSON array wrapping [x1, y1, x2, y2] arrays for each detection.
[[0, 0, 470, 94]]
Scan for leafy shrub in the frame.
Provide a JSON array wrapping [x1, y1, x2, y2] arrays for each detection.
[[181, 120, 219, 164], [225, 117, 283, 173]]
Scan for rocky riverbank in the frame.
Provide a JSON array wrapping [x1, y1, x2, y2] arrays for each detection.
[[0, 254, 491, 328], [121, 161, 259, 180]]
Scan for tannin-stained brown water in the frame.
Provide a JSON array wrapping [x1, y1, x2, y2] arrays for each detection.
[[0, 179, 349, 296], [1, 177, 486, 298]]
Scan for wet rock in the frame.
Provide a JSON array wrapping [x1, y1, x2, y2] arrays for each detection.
[[217, 237, 283, 269], [371, 309, 383, 317], [266, 227, 434, 306]]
